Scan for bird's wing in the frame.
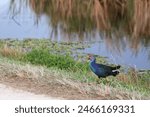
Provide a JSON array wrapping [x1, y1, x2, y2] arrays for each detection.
[[96, 63, 112, 71]]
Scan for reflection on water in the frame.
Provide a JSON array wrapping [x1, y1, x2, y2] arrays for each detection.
[[0, 0, 50, 39], [0, 0, 150, 70]]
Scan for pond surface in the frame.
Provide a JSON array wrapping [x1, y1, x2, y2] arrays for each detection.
[[0, 0, 150, 70]]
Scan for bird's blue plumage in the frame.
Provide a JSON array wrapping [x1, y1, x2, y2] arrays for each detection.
[[89, 56, 120, 78]]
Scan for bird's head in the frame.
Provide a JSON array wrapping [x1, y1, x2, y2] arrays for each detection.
[[87, 54, 96, 62]]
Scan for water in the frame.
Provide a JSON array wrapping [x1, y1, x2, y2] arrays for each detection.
[[0, 0, 50, 39], [81, 42, 150, 70], [0, 0, 150, 70]]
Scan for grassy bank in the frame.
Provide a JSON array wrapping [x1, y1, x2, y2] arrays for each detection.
[[1, 56, 147, 99], [0, 39, 150, 99]]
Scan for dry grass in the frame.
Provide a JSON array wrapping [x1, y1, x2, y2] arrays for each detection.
[[28, 0, 127, 31], [0, 45, 22, 59], [132, 0, 150, 38], [117, 69, 139, 85], [0, 57, 148, 99]]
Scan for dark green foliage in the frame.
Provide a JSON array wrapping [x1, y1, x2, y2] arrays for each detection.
[[23, 49, 89, 72]]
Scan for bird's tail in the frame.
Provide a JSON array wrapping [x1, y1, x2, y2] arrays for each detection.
[[111, 65, 121, 70], [112, 71, 119, 76]]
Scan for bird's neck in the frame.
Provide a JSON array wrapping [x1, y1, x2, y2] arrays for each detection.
[[89, 58, 97, 72], [90, 58, 96, 63], [90, 58, 96, 66]]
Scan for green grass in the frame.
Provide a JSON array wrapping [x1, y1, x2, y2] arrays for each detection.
[[21, 48, 97, 82], [0, 39, 150, 97], [23, 48, 89, 72]]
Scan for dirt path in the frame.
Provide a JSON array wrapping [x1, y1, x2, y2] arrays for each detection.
[[0, 75, 105, 100], [0, 84, 59, 100]]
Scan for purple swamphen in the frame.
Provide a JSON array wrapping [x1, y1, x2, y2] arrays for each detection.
[[88, 54, 120, 78]]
